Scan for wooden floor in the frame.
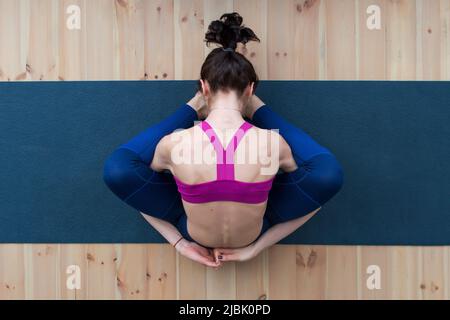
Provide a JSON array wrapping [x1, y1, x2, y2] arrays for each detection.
[[0, 0, 449, 299]]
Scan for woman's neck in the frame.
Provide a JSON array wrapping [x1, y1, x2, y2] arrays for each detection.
[[205, 96, 244, 128]]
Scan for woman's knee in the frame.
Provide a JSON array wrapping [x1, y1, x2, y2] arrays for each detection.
[[103, 148, 151, 200], [300, 153, 344, 205]]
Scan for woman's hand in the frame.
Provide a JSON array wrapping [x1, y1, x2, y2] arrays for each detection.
[[243, 94, 265, 120], [187, 91, 209, 119], [176, 239, 222, 268], [213, 244, 259, 263]]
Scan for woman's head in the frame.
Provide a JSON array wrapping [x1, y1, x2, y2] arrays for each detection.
[[198, 12, 260, 103]]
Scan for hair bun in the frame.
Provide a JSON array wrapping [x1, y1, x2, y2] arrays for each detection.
[[204, 12, 260, 51]]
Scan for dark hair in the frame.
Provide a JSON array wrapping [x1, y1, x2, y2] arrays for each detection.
[[198, 12, 260, 97]]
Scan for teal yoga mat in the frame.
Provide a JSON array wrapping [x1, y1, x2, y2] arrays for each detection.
[[0, 81, 449, 244]]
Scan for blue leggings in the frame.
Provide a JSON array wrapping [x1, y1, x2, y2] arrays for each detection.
[[103, 103, 343, 243]]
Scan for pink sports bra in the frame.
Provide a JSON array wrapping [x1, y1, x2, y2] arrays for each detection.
[[174, 120, 275, 204]]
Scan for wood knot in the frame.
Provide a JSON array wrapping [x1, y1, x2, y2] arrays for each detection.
[[420, 283, 426, 290], [162, 73, 167, 78], [296, 252, 306, 267], [250, 52, 256, 58], [181, 16, 188, 23], [258, 294, 267, 300], [86, 253, 95, 262], [431, 282, 439, 292], [304, 0, 318, 10], [307, 250, 317, 268], [116, 0, 128, 8]]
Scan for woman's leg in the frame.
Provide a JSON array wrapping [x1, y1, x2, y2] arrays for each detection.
[[252, 105, 344, 224], [103, 103, 197, 226]]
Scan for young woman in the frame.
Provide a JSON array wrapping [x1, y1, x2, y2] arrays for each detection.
[[103, 13, 343, 268]]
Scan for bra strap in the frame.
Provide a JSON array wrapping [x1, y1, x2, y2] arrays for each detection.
[[200, 120, 253, 180]]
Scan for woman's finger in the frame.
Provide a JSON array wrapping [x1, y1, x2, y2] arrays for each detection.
[[220, 253, 239, 262], [215, 248, 235, 254], [214, 248, 235, 262], [199, 256, 221, 268], [194, 245, 210, 256]]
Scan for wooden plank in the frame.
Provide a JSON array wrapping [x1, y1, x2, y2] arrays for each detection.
[[174, 0, 204, 79], [326, 246, 358, 299], [235, 250, 267, 300], [85, 0, 115, 79], [144, 0, 175, 80], [58, 0, 86, 80], [268, 245, 296, 299], [318, 0, 327, 79], [178, 254, 207, 299], [386, 0, 416, 79], [27, 0, 59, 80], [86, 245, 118, 299], [206, 262, 236, 299], [358, 0, 386, 79], [447, 246, 450, 300], [147, 244, 177, 299], [267, 0, 295, 79], [233, 0, 269, 80], [116, 244, 148, 299], [419, 0, 441, 79], [359, 246, 389, 299], [292, 0, 321, 79], [59, 244, 87, 300], [28, 244, 59, 299], [115, 0, 145, 79], [0, 0, 23, 80], [0, 245, 25, 299], [296, 245, 326, 299], [203, 0, 233, 57], [388, 247, 421, 299], [440, 0, 450, 80], [421, 247, 446, 300], [325, 0, 356, 79]]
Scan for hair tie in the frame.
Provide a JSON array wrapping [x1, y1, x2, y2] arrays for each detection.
[[222, 47, 234, 52]]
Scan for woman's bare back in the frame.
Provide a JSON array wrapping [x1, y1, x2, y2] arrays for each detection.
[[167, 124, 279, 248]]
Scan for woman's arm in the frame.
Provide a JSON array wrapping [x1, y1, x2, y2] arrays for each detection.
[[142, 213, 221, 268], [251, 208, 320, 255], [140, 213, 184, 246]]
